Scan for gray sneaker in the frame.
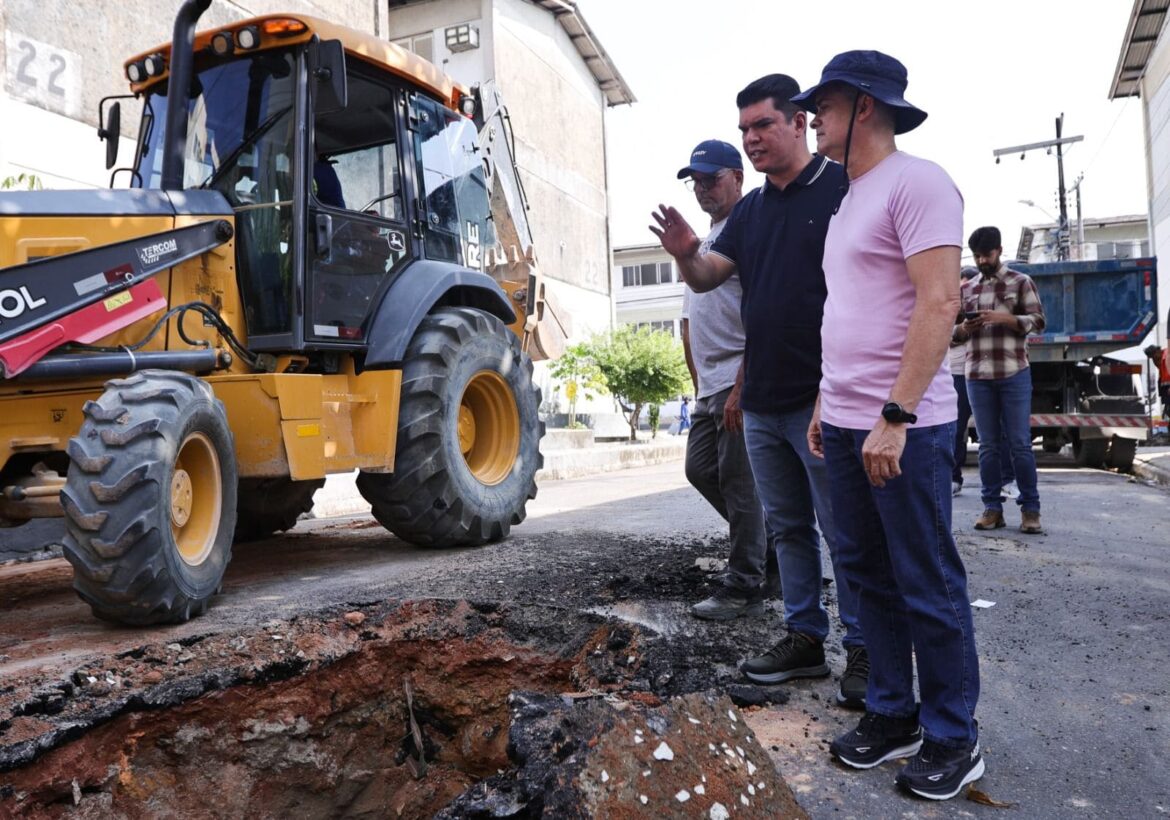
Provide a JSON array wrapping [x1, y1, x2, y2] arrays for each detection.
[[690, 588, 765, 621]]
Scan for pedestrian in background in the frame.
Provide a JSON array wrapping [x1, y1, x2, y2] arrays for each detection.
[[677, 396, 692, 434], [949, 266, 979, 496], [670, 140, 770, 620], [955, 226, 1046, 534], [796, 49, 984, 800], [652, 74, 868, 710]]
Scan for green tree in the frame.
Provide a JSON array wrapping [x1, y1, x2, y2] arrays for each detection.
[[0, 173, 43, 190], [548, 341, 607, 428], [586, 326, 690, 442]]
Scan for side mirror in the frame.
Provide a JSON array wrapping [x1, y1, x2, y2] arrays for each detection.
[[309, 39, 348, 115], [98, 101, 121, 170]]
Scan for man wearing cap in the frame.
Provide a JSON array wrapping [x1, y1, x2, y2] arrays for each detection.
[[674, 140, 770, 620], [794, 51, 984, 800], [651, 75, 869, 710]]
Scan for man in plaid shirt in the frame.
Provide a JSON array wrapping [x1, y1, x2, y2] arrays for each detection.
[[953, 226, 1046, 534]]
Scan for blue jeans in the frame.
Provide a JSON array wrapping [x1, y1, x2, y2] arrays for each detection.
[[967, 368, 1040, 512], [953, 374, 1013, 484], [822, 421, 980, 747], [743, 405, 862, 647]]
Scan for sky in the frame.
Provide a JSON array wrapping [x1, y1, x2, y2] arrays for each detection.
[[581, 0, 1147, 259]]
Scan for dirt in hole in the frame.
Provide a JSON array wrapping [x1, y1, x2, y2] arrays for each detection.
[[1, 537, 817, 817]]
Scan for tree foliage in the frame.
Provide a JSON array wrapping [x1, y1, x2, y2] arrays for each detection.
[[585, 326, 690, 441], [548, 342, 607, 428], [0, 173, 43, 190]]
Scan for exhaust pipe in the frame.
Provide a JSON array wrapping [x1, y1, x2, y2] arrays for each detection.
[[160, 0, 213, 190]]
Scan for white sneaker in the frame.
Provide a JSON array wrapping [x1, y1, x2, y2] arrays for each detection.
[[951, 481, 962, 497], [1002, 481, 1017, 499]]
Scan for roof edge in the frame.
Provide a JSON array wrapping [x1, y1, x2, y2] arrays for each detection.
[[532, 0, 636, 106]]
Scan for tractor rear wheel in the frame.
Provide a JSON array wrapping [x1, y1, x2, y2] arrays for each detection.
[[357, 307, 543, 547], [234, 477, 325, 541], [61, 370, 237, 625]]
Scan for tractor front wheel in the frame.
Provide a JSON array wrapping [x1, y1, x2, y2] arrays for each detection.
[[61, 370, 237, 625]]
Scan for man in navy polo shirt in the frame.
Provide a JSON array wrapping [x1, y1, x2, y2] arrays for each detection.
[[651, 74, 867, 708]]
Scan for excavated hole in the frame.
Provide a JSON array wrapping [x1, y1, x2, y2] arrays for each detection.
[[0, 599, 654, 818]]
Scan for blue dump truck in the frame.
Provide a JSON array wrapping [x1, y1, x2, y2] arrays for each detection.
[[1010, 256, 1158, 471]]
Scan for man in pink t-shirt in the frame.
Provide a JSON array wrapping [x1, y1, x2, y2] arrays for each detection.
[[791, 51, 983, 801]]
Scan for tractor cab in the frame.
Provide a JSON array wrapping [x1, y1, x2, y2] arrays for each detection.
[[125, 19, 497, 356]]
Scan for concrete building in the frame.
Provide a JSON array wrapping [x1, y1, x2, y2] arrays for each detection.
[[1, 0, 632, 364], [1111, 0, 1170, 346], [0, 1, 380, 189], [1017, 214, 1150, 263], [388, 0, 633, 345], [612, 242, 685, 338]]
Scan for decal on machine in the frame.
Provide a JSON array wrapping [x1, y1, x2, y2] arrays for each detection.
[[0, 286, 47, 326], [136, 237, 179, 267], [465, 221, 481, 270]]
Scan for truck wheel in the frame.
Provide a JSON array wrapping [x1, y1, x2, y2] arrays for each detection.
[[1073, 437, 1108, 469], [61, 371, 237, 625], [357, 307, 543, 547], [1106, 436, 1137, 472], [234, 477, 326, 541]]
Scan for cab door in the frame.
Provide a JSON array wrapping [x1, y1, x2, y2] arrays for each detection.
[[307, 70, 412, 345]]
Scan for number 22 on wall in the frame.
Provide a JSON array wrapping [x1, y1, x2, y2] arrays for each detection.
[[4, 32, 81, 118]]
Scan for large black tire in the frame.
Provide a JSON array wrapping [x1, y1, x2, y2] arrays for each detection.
[[61, 370, 238, 625], [1073, 437, 1108, 469], [1106, 436, 1138, 472], [357, 307, 543, 547], [234, 477, 326, 541]]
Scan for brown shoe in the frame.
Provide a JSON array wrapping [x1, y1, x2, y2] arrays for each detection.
[[974, 508, 1005, 530], [1020, 510, 1043, 534]]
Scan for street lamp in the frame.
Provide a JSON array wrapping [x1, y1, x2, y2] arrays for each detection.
[[1018, 199, 1056, 222]]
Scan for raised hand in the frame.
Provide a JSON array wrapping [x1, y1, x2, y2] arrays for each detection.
[[649, 205, 701, 260]]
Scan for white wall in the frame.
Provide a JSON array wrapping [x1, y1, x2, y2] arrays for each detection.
[[1142, 24, 1170, 348]]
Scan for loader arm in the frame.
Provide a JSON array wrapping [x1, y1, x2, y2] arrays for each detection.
[[473, 80, 569, 362]]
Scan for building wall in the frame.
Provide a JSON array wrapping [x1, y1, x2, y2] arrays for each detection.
[[0, 0, 375, 187], [1023, 218, 1149, 263], [1141, 23, 1170, 347], [613, 244, 685, 337]]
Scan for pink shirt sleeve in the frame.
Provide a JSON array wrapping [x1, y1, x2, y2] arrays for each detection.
[[889, 161, 964, 259]]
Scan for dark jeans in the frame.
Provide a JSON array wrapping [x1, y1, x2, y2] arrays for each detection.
[[967, 368, 1040, 512], [822, 421, 980, 747], [743, 404, 863, 647], [953, 374, 1013, 485], [685, 388, 768, 594]]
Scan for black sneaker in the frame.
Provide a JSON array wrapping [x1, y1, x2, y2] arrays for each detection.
[[830, 711, 922, 769], [836, 645, 869, 709], [740, 632, 829, 684], [895, 737, 985, 800]]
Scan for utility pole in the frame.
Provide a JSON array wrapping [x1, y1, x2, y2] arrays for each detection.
[[993, 115, 1084, 261], [1071, 173, 1085, 259]]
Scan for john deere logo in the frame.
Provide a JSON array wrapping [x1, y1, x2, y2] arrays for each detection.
[[137, 238, 179, 267]]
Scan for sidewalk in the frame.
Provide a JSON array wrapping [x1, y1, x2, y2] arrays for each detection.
[[311, 431, 688, 518], [1133, 447, 1170, 487]]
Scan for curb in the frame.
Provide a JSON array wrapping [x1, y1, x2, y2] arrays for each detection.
[[1133, 454, 1170, 488], [310, 436, 689, 519]]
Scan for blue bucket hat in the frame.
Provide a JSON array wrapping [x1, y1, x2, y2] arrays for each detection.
[[791, 50, 927, 135], [677, 139, 743, 179]]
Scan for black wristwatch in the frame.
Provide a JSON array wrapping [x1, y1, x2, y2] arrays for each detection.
[[881, 401, 918, 425]]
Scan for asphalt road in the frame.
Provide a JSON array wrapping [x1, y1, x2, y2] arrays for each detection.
[[2, 456, 1168, 817]]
